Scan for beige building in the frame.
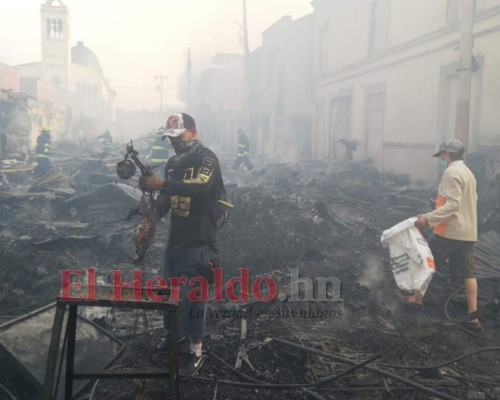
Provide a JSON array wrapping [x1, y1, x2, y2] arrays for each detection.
[[312, 0, 500, 180], [196, 54, 246, 154], [15, 0, 115, 142], [251, 15, 314, 161]]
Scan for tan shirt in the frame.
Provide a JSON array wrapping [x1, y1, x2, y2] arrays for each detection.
[[424, 160, 477, 241]]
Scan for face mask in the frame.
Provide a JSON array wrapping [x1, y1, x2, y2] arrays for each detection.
[[171, 139, 198, 155], [439, 158, 447, 168]]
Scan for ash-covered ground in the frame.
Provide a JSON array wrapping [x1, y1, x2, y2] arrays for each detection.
[[1, 150, 500, 400]]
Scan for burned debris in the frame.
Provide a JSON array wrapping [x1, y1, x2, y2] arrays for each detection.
[[0, 146, 499, 400]]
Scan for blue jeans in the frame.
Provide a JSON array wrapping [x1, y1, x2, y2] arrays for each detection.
[[164, 244, 218, 338]]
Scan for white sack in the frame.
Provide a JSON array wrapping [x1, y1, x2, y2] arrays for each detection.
[[381, 217, 435, 298]]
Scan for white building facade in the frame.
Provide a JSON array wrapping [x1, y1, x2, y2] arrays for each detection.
[[312, 0, 500, 180]]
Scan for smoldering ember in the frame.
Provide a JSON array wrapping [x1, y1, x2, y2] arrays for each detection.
[[1, 1, 500, 400]]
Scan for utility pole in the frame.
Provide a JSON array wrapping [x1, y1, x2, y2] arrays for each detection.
[[455, 0, 476, 149], [242, 0, 252, 139], [187, 49, 192, 113], [154, 75, 168, 112]]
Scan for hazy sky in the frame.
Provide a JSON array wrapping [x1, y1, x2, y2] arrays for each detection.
[[0, 0, 313, 110]]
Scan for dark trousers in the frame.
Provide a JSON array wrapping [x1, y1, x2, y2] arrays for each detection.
[[163, 244, 218, 338], [34, 158, 51, 176], [232, 156, 254, 171], [428, 235, 476, 279]]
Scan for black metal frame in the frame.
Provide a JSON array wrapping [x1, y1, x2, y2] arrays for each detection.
[[0, 302, 124, 399], [42, 298, 178, 400]]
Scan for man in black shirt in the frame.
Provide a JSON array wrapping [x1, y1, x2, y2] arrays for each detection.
[[139, 112, 221, 375]]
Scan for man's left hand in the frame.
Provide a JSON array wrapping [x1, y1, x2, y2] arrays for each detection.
[[139, 174, 165, 191], [415, 215, 428, 229]]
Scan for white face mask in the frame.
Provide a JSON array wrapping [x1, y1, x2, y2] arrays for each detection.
[[439, 158, 447, 168]]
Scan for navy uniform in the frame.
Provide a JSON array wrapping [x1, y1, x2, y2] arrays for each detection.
[[34, 128, 52, 176], [232, 129, 254, 172]]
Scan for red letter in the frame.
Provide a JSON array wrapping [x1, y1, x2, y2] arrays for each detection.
[[146, 277, 168, 302], [86, 268, 96, 301], [213, 268, 223, 302], [169, 277, 187, 302], [188, 277, 209, 302], [113, 270, 143, 301], [226, 268, 250, 303], [60, 270, 83, 301], [252, 277, 278, 302]]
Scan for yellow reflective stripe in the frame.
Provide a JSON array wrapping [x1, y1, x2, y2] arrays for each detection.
[[151, 159, 168, 163], [36, 154, 49, 158], [152, 145, 168, 150], [183, 172, 211, 184], [218, 200, 234, 208]]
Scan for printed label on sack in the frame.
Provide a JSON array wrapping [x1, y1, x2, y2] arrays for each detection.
[[390, 253, 410, 275]]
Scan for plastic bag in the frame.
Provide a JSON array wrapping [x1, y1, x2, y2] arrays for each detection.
[[381, 217, 435, 300]]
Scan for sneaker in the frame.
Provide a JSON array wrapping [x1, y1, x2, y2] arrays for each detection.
[[179, 352, 205, 376], [460, 320, 483, 333]]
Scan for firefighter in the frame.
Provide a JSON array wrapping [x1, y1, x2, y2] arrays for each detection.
[[150, 127, 170, 178], [231, 129, 254, 172], [34, 126, 52, 176], [97, 130, 113, 153], [339, 138, 361, 161]]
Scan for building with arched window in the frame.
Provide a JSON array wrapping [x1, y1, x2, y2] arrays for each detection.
[[14, 0, 115, 141]]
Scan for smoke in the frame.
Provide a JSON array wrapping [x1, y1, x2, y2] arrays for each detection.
[[358, 253, 403, 316], [357, 254, 385, 289]]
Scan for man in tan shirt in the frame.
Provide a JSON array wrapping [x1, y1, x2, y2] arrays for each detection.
[[416, 139, 481, 331]]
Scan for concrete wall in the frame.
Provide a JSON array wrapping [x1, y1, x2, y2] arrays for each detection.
[[0, 64, 20, 92], [196, 54, 245, 155], [71, 63, 107, 120], [312, 0, 500, 180], [253, 14, 314, 161]]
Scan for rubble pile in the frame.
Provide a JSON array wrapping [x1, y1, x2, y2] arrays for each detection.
[[0, 155, 499, 400]]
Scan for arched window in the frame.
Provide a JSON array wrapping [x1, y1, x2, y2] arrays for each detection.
[[51, 19, 57, 38], [58, 19, 63, 38]]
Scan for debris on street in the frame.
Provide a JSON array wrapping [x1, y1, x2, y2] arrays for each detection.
[[0, 152, 499, 400]]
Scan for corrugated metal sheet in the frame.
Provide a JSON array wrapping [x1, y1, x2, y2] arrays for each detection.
[[475, 230, 500, 279]]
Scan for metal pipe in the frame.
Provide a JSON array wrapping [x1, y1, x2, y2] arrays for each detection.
[[302, 387, 328, 400], [273, 338, 460, 400], [188, 352, 379, 390]]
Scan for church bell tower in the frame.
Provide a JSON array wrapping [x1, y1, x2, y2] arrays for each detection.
[[40, 0, 71, 89]]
